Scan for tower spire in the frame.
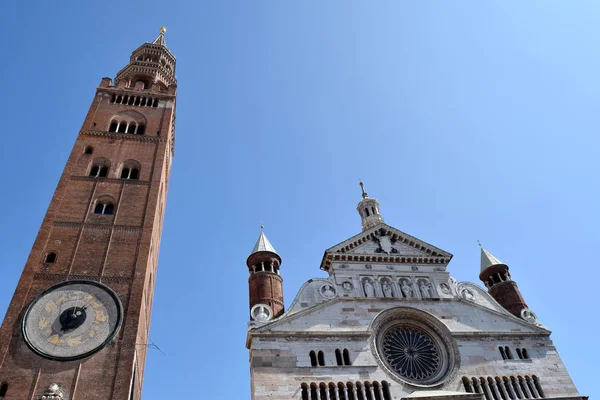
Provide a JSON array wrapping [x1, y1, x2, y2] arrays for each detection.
[[153, 26, 167, 47], [113, 28, 176, 90], [356, 182, 384, 231], [360, 181, 368, 198]]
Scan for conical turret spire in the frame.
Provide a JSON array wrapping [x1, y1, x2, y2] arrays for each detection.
[[251, 231, 279, 257], [480, 245, 507, 272], [153, 26, 167, 47], [478, 244, 530, 318]]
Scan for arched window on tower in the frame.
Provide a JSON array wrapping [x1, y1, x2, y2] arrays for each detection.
[[89, 159, 110, 178], [94, 201, 115, 215], [522, 348, 530, 359], [109, 120, 118, 132], [126, 122, 137, 134], [504, 346, 513, 360], [117, 122, 127, 133], [120, 160, 141, 180], [45, 252, 56, 264], [136, 124, 146, 135], [0, 383, 8, 398]]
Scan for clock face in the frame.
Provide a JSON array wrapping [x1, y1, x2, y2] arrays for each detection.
[[22, 280, 123, 361]]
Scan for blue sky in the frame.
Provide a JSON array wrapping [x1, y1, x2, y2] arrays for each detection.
[[1, 1, 598, 398]]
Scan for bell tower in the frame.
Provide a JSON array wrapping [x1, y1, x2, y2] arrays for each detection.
[[247, 230, 284, 322], [0, 29, 176, 400]]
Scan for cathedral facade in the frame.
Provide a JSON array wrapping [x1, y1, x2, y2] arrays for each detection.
[[246, 184, 585, 400]]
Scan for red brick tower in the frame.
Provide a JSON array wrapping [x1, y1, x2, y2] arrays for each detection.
[[0, 28, 176, 400], [479, 246, 528, 318], [247, 231, 284, 322]]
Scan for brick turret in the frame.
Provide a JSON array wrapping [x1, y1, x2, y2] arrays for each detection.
[[247, 231, 284, 321], [478, 247, 528, 318]]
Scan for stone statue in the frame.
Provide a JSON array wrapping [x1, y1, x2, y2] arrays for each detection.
[[363, 280, 375, 297], [419, 281, 431, 298], [321, 284, 336, 299], [256, 306, 268, 321], [382, 281, 393, 297], [400, 280, 413, 298]]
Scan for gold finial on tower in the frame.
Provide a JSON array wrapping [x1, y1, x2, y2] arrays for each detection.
[[160, 26, 167, 34]]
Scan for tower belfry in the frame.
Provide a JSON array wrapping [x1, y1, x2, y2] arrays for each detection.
[[357, 181, 384, 231], [0, 29, 177, 400]]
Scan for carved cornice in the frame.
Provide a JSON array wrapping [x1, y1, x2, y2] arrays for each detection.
[[97, 87, 175, 101], [80, 130, 167, 143], [34, 273, 133, 284], [70, 176, 150, 186], [52, 221, 142, 233], [326, 254, 448, 266]]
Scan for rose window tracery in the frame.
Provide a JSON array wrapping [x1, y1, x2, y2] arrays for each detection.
[[381, 326, 441, 381]]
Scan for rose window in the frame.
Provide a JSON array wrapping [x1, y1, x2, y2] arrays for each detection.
[[381, 326, 442, 382]]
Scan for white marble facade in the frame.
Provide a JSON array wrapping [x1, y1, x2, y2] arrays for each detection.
[[246, 222, 583, 400]]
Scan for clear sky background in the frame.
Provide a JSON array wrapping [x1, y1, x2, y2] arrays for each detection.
[[0, 1, 598, 398]]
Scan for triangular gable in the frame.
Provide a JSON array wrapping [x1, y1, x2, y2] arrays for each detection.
[[320, 223, 452, 271]]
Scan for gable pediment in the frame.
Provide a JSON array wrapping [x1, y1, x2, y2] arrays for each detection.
[[320, 223, 452, 271], [247, 297, 548, 343]]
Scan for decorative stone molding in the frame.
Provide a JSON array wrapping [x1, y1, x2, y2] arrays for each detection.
[[80, 130, 167, 143], [52, 221, 142, 233], [71, 176, 151, 187], [33, 273, 133, 284]]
